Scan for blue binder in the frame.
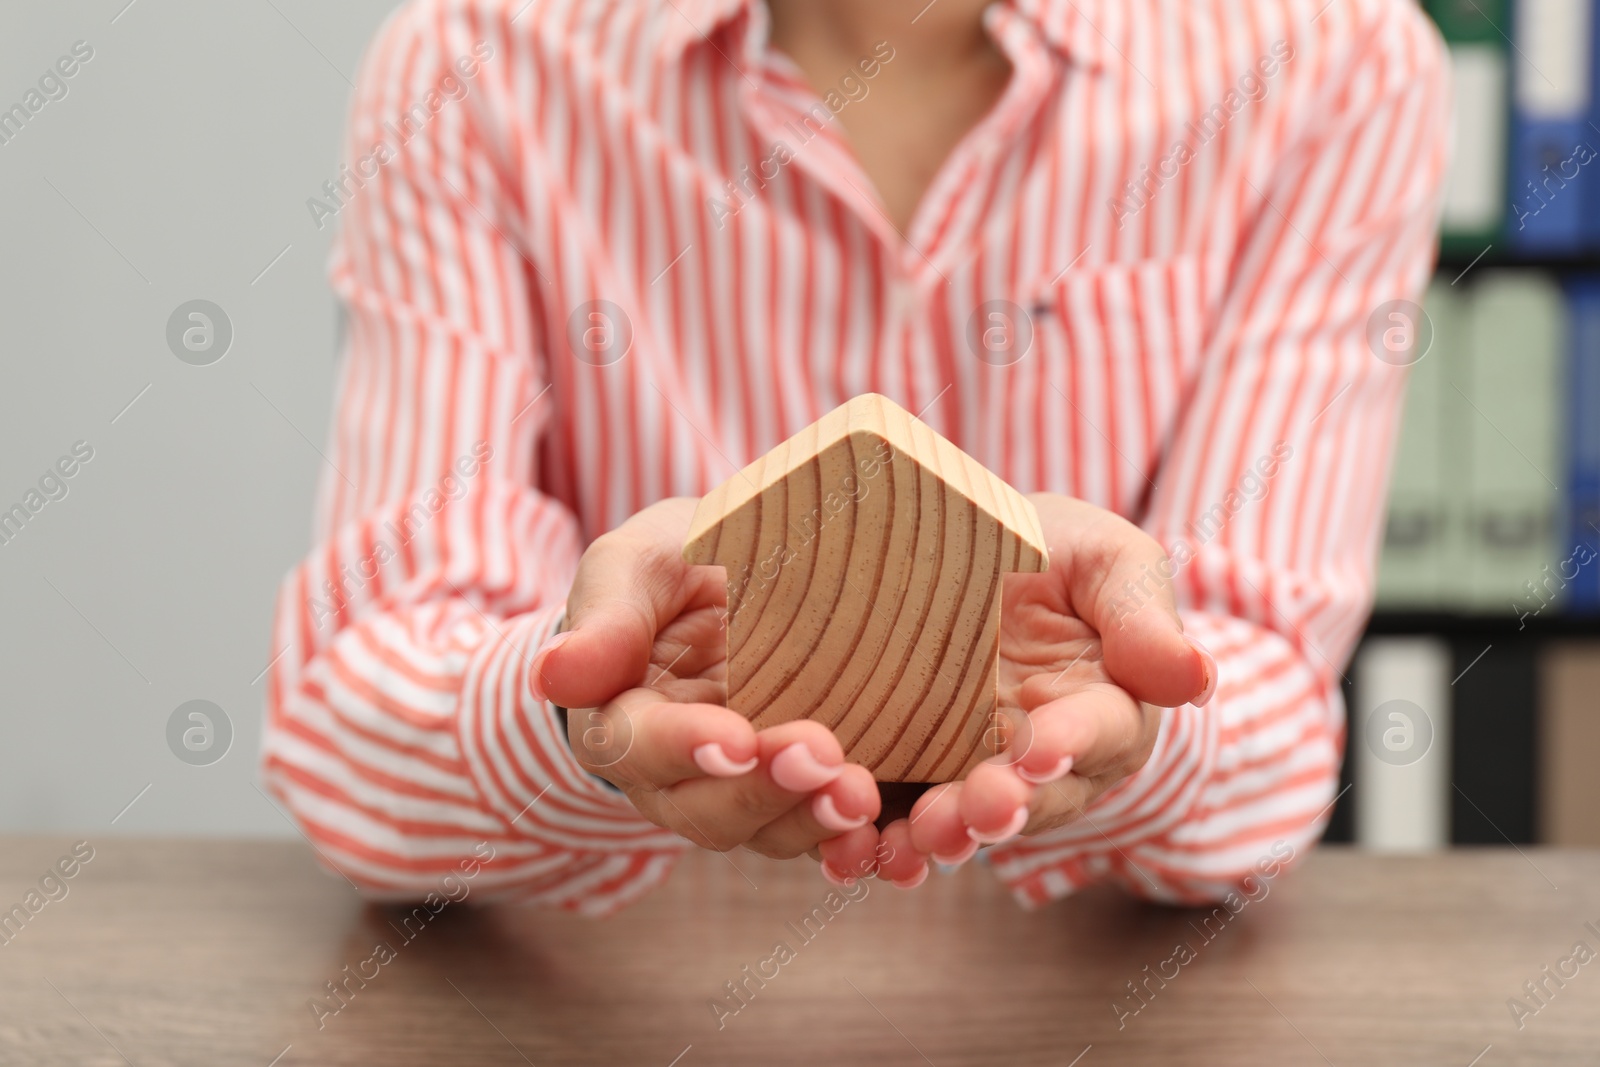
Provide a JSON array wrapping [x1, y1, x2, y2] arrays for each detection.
[[1589, 0, 1600, 248], [1564, 277, 1600, 610], [1507, 0, 1597, 253]]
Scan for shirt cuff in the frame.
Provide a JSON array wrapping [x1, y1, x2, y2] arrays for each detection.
[[454, 604, 687, 855]]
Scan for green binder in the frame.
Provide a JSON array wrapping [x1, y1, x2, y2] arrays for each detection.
[[1376, 281, 1457, 607], [1424, 0, 1510, 257], [1462, 271, 1565, 612]]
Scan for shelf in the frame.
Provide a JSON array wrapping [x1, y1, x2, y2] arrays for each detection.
[[1365, 610, 1600, 639], [1435, 249, 1600, 276]]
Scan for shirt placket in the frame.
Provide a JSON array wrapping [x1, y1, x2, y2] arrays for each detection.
[[740, 8, 1058, 262]]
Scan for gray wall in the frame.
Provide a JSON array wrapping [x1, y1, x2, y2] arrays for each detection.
[[0, 0, 404, 835]]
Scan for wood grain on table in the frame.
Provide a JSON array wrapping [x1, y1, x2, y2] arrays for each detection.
[[0, 839, 1596, 1066]]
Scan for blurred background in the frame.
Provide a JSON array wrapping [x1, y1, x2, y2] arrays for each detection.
[[0, 0, 1595, 850], [0, 0, 400, 836], [1327, 0, 1600, 853]]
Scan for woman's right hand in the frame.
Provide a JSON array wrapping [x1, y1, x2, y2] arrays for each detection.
[[533, 498, 894, 882]]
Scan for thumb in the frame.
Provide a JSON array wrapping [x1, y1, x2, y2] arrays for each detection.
[[1036, 494, 1213, 708], [536, 500, 699, 709], [1097, 576, 1214, 709]]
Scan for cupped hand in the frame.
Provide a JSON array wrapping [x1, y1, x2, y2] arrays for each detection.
[[898, 493, 1215, 866], [533, 498, 885, 878]]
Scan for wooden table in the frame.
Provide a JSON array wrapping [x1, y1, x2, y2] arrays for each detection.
[[1, 839, 1597, 1065]]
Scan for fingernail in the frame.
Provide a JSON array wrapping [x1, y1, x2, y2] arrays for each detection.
[[693, 742, 759, 778], [932, 839, 980, 866], [820, 861, 857, 887], [528, 630, 575, 703], [1016, 754, 1073, 785], [770, 743, 844, 793], [967, 805, 1028, 845], [891, 864, 929, 890], [812, 793, 870, 832], [1187, 636, 1217, 707]]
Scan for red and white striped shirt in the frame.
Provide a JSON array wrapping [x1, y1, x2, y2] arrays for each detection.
[[263, 0, 1448, 914]]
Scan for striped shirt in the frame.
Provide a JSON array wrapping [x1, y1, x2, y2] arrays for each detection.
[[263, 0, 1448, 914]]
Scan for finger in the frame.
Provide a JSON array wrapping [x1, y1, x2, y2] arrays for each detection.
[[957, 688, 1158, 842], [742, 763, 880, 860], [573, 690, 758, 789], [1018, 771, 1095, 837], [905, 782, 981, 865], [1013, 684, 1157, 782], [979, 703, 1038, 773], [957, 760, 1033, 845], [874, 819, 930, 888], [648, 719, 846, 852], [1029, 494, 1212, 709], [816, 823, 884, 884], [538, 499, 705, 709], [1001, 689, 1091, 785]]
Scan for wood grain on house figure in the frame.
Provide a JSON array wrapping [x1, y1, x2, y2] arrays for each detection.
[[685, 394, 1048, 782]]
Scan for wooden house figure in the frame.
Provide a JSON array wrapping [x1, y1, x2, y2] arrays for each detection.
[[684, 394, 1050, 782]]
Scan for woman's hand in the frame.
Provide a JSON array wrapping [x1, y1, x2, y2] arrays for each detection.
[[533, 498, 885, 879], [898, 493, 1216, 866]]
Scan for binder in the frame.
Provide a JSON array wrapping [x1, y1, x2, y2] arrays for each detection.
[[1463, 272, 1565, 612], [1438, 282, 1479, 610], [1507, 0, 1597, 252], [1563, 276, 1600, 610], [1537, 641, 1600, 844], [1352, 636, 1454, 851], [1376, 281, 1458, 606], [1589, 0, 1600, 247], [1451, 638, 1538, 844], [1427, 0, 1511, 255]]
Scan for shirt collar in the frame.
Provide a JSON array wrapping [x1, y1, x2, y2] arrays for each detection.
[[658, 0, 756, 60], [658, 0, 1112, 72], [1006, 0, 1114, 71]]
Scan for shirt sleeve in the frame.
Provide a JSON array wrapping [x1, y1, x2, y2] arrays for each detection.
[[259, 1, 685, 917], [989, 0, 1450, 906]]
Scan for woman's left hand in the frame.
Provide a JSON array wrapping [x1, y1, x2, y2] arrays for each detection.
[[875, 493, 1215, 878]]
